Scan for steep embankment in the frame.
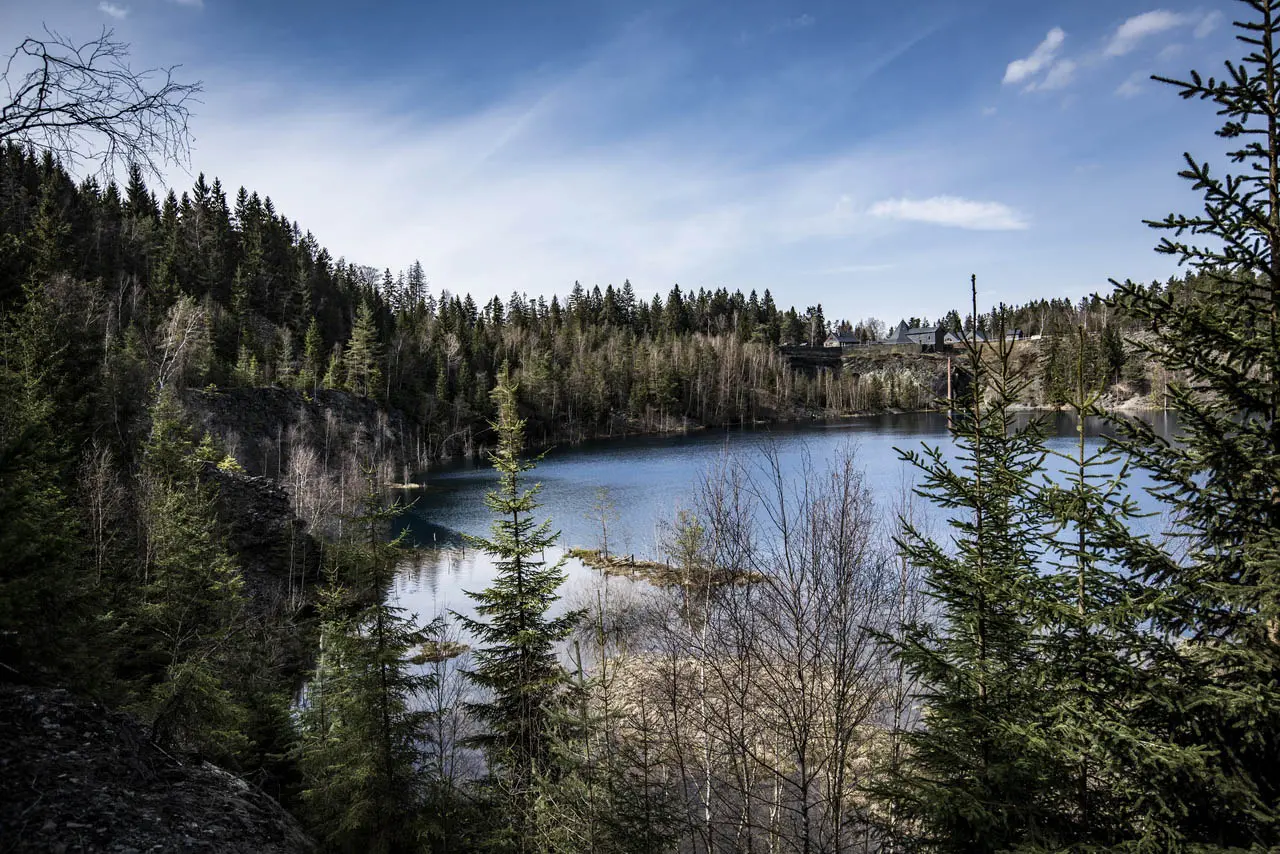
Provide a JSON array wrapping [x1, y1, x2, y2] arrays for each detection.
[[205, 464, 324, 682], [207, 466, 321, 598], [783, 347, 954, 412], [0, 685, 314, 853], [823, 336, 1163, 412], [840, 350, 956, 407]]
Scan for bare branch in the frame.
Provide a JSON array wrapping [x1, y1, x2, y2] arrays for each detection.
[[0, 26, 201, 180]]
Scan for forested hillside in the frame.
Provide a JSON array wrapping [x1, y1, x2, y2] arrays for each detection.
[[0, 147, 911, 461], [0, 140, 1201, 468]]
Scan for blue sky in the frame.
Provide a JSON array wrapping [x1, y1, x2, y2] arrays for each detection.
[[2, 0, 1238, 323]]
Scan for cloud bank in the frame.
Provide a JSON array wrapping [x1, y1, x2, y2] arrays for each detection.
[[1105, 10, 1191, 57]]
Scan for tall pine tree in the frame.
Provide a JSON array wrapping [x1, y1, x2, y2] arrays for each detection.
[[296, 469, 438, 854], [0, 279, 85, 683], [344, 300, 383, 399], [455, 365, 580, 854], [877, 280, 1055, 852], [1030, 327, 1189, 849], [130, 389, 249, 760]]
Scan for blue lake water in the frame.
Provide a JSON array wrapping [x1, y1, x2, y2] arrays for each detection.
[[391, 411, 1179, 626]]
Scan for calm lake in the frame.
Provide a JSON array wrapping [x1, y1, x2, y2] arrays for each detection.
[[391, 411, 1179, 626]]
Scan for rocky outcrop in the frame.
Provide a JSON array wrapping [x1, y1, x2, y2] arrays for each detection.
[[840, 350, 953, 411], [204, 465, 322, 609], [183, 387, 425, 481], [200, 467, 324, 680], [0, 685, 314, 853]]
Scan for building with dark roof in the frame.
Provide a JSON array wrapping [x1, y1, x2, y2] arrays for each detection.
[[891, 321, 945, 351]]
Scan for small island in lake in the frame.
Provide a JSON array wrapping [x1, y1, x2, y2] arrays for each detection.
[[569, 547, 765, 587]]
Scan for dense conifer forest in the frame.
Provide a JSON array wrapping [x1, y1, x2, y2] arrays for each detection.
[[0, 135, 1215, 463], [0, 143, 935, 458], [3, 1, 1280, 852]]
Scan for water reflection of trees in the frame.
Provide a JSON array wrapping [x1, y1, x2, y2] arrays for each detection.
[[396, 544, 475, 598]]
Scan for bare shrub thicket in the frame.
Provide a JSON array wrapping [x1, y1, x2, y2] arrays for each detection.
[[573, 443, 929, 854], [285, 420, 394, 529]]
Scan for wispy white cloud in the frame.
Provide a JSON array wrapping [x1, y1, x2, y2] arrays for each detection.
[[1003, 11, 1215, 96], [1105, 11, 1190, 57], [97, 1, 128, 19], [1027, 59, 1076, 91], [1194, 10, 1222, 39], [182, 66, 940, 307], [1115, 71, 1147, 98], [757, 13, 816, 38], [868, 196, 1028, 231], [1003, 27, 1066, 85]]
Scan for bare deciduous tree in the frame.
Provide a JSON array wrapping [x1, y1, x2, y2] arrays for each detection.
[[1, 27, 200, 178], [591, 442, 901, 853], [420, 618, 483, 791], [79, 438, 124, 585], [587, 485, 617, 558], [156, 295, 210, 392], [879, 473, 931, 852]]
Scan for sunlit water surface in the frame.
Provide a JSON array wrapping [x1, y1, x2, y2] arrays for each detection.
[[390, 411, 1179, 628]]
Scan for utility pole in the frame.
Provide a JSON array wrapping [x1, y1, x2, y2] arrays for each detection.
[[947, 354, 953, 429], [947, 356, 953, 406]]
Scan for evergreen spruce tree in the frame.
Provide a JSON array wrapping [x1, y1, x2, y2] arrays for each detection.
[[233, 342, 260, 386], [344, 300, 383, 399], [131, 389, 249, 759], [876, 279, 1056, 852], [455, 366, 580, 853], [1105, 1, 1280, 844], [323, 342, 344, 390], [28, 177, 72, 283], [296, 470, 438, 854], [0, 280, 85, 683], [1029, 327, 1190, 850], [300, 315, 323, 395]]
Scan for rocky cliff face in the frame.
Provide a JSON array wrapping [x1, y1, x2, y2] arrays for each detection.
[[183, 387, 426, 482], [0, 685, 314, 853], [839, 350, 954, 411], [205, 465, 322, 613]]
